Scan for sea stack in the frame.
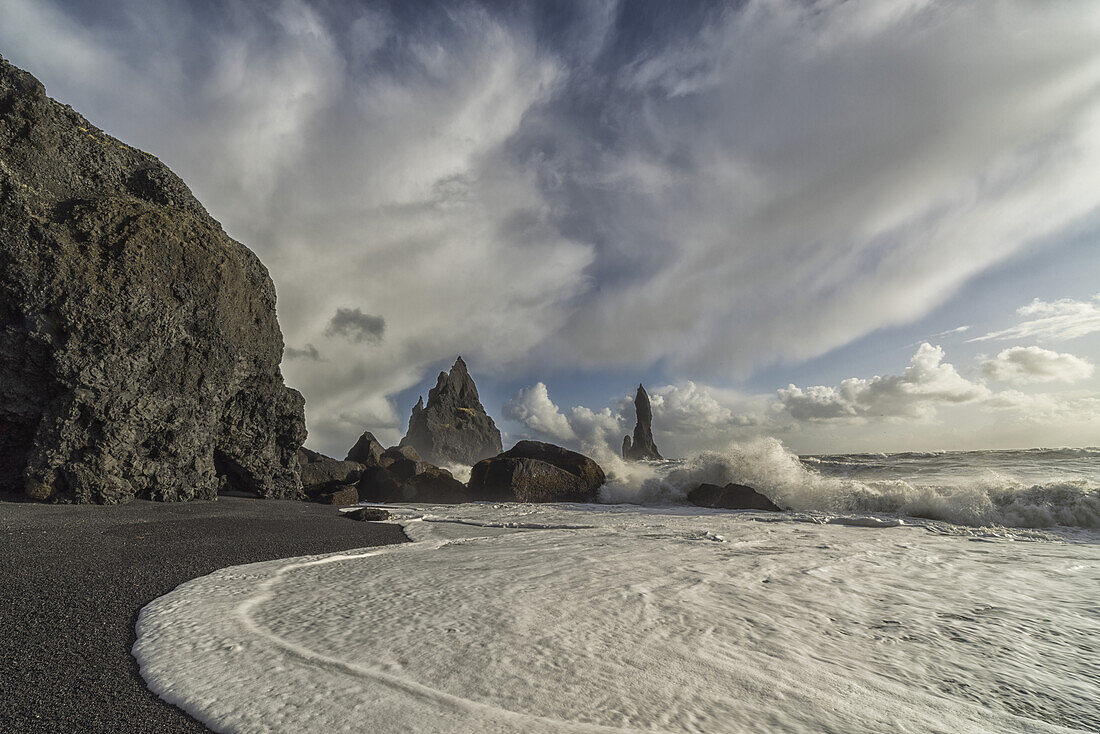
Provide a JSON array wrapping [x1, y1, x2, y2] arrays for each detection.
[[622, 384, 662, 461], [0, 56, 306, 503], [399, 356, 503, 466]]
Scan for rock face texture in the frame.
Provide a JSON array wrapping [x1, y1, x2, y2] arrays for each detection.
[[353, 436, 470, 503], [622, 384, 662, 461], [0, 56, 306, 503], [345, 430, 386, 466], [297, 448, 364, 504], [400, 356, 502, 466], [686, 483, 783, 511], [469, 441, 606, 503]]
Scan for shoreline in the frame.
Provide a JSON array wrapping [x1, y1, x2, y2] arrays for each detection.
[[0, 496, 407, 732]]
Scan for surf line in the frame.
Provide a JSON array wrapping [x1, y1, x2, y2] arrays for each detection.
[[231, 532, 638, 733]]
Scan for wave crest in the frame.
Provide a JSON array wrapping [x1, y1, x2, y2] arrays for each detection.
[[596, 438, 1100, 529]]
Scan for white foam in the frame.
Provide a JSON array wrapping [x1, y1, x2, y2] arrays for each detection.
[[134, 504, 1100, 733], [596, 438, 1100, 529]]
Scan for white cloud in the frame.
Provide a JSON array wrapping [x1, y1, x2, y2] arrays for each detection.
[[778, 344, 989, 421], [506, 380, 766, 457], [504, 344, 1099, 456], [566, 405, 624, 449], [969, 295, 1100, 343], [503, 382, 628, 452], [5, 1, 1100, 455], [545, 0, 1100, 377], [502, 383, 577, 444], [983, 390, 1100, 424], [647, 382, 758, 432], [981, 346, 1094, 384], [0, 0, 596, 455]]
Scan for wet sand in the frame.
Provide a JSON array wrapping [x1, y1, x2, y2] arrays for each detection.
[[0, 496, 406, 732]]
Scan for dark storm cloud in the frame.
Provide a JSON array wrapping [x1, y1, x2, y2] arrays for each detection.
[[284, 343, 323, 361], [325, 308, 385, 344]]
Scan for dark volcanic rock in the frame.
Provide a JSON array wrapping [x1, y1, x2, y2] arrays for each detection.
[[399, 356, 502, 466], [382, 445, 428, 471], [344, 507, 391, 521], [359, 463, 470, 504], [686, 482, 783, 511], [351, 432, 470, 503], [310, 484, 360, 506], [0, 56, 306, 503], [297, 448, 364, 499], [469, 440, 606, 503], [345, 430, 385, 466], [622, 384, 662, 461]]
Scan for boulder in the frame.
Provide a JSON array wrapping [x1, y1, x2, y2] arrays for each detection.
[[468, 441, 605, 503], [622, 384, 662, 461], [344, 507, 391, 522], [686, 483, 783, 511], [399, 356, 502, 466], [359, 464, 470, 504], [309, 484, 360, 506], [382, 445, 428, 471], [348, 431, 469, 503], [345, 431, 386, 467], [0, 56, 306, 503], [297, 448, 364, 499]]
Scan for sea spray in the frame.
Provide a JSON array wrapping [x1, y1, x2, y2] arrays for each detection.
[[597, 437, 1100, 529]]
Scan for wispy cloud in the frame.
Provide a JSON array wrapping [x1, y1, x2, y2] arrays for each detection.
[[5, 1, 1099, 454], [969, 295, 1100, 343], [932, 325, 971, 338]]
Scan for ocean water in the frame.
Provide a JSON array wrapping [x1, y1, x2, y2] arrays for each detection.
[[595, 440, 1100, 530], [133, 442, 1100, 733]]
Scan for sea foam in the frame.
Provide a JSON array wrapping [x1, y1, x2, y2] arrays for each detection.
[[134, 503, 1100, 733], [594, 438, 1100, 529]]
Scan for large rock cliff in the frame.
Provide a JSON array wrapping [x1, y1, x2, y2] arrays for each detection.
[[0, 56, 306, 503], [399, 357, 502, 466]]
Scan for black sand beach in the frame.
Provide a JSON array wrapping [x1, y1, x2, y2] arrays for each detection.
[[0, 497, 407, 732]]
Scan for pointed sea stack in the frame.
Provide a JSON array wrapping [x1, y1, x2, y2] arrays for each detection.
[[399, 357, 503, 466], [622, 383, 662, 461], [0, 56, 306, 502]]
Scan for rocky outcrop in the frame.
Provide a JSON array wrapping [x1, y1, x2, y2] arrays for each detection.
[[374, 467, 471, 504], [686, 483, 783, 511], [355, 442, 470, 503], [344, 507, 391, 521], [345, 430, 386, 466], [399, 357, 502, 466], [309, 484, 360, 506], [0, 56, 306, 503], [468, 441, 605, 503], [297, 448, 364, 504], [622, 384, 662, 461]]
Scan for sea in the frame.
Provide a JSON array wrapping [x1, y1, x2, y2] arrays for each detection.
[[133, 441, 1100, 733]]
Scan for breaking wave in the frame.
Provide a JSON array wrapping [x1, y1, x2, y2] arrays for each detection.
[[595, 438, 1100, 529]]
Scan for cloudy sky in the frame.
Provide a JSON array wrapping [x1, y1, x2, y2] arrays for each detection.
[[4, 0, 1099, 458]]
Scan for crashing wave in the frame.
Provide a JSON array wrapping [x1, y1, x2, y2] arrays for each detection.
[[594, 438, 1100, 529]]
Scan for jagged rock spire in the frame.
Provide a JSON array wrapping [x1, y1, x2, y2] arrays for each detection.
[[399, 356, 503, 465], [623, 383, 662, 461]]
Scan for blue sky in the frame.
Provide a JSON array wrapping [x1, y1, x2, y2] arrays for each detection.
[[3, 0, 1098, 458]]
